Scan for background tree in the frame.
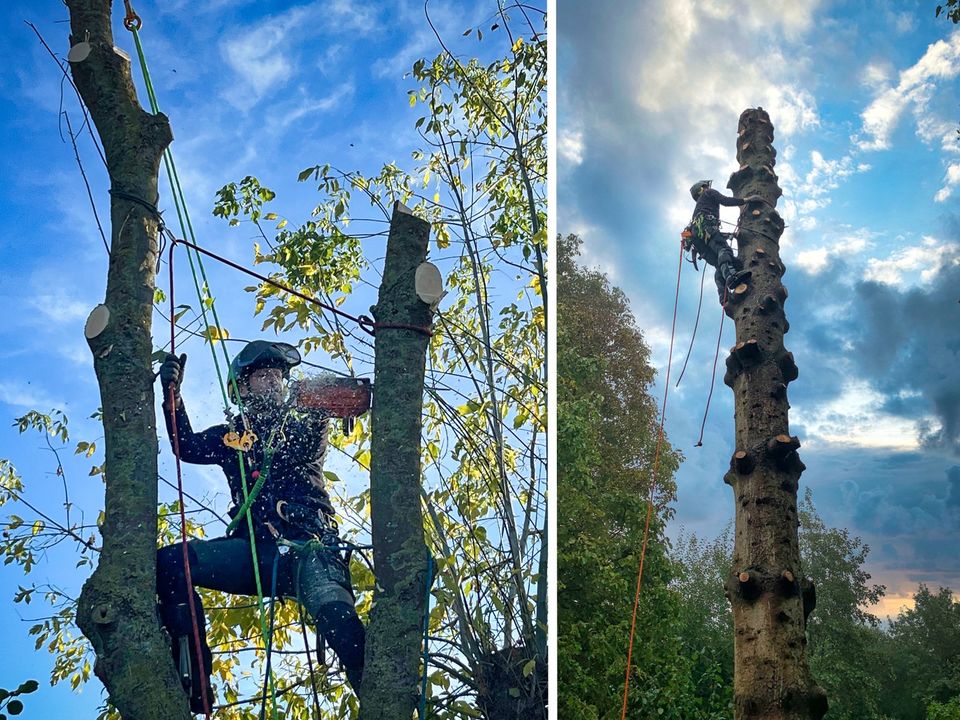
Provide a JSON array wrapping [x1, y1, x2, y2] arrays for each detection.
[[558, 234, 720, 720], [882, 586, 960, 720], [797, 490, 888, 720]]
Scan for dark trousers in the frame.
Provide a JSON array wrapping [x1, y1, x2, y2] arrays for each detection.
[[691, 214, 738, 296], [157, 536, 365, 692]]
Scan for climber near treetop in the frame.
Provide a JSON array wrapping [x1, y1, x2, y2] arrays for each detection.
[[684, 180, 763, 301], [155, 340, 365, 713]]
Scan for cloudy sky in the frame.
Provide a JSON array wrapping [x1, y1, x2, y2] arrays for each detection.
[[559, 0, 960, 618], [0, 0, 510, 713]]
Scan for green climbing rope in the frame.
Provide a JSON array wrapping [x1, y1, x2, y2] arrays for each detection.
[[126, 19, 279, 719]]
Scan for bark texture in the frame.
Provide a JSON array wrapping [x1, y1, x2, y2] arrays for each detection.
[[361, 202, 433, 719], [722, 108, 827, 720], [66, 2, 187, 718]]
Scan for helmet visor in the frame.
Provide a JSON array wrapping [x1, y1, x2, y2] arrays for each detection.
[[233, 341, 301, 375]]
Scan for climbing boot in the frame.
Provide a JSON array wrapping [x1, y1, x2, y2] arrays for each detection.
[[159, 596, 213, 714], [719, 260, 750, 289], [725, 268, 752, 289]]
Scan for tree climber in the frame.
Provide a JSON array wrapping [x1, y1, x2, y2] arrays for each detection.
[[156, 341, 364, 712], [684, 180, 762, 301]]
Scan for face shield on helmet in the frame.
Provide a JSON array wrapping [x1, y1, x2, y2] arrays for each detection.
[[690, 179, 712, 200], [228, 341, 301, 404]]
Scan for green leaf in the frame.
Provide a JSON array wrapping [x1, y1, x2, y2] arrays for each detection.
[[16, 681, 37, 695], [7, 700, 22, 715]]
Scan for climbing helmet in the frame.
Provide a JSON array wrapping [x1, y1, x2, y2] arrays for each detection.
[[228, 340, 301, 402], [690, 179, 712, 200]]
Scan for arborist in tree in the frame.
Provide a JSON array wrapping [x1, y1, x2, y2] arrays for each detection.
[[155, 341, 364, 713], [683, 180, 763, 301]]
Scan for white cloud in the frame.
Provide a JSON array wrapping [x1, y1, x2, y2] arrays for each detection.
[[0, 381, 61, 411], [740, 0, 823, 37], [801, 150, 869, 198], [558, 129, 584, 166], [221, 10, 302, 107], [794, 247, 829, 273], [862, 236, 960, 284], [795, 380, 928, 450], [860, 62, 892, 90], [792, 228, 871, 275], [856, 31, 960, 151], [890, 11, 915, 35], [220, 1, 381, 110], [934, 162, 960, 202], [276, 82, 356, 129]]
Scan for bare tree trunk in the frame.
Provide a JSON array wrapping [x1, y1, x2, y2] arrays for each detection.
[[362, 202, 433, 720], [65, 2, 185, 718], [722, 108, 828, 720]]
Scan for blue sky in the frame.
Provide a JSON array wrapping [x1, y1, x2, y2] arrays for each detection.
[[559, 0, 960, 619], [0, 0, 518, 713]]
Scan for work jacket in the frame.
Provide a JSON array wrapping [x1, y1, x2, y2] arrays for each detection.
[[163, 397, 336, 542], [692, 187, 745, 220]]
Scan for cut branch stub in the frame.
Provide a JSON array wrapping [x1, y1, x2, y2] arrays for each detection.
[[761, 210, 785, 234], [779, 352, 799, 383], [731, 569, 762, 604], [85, 304, 111, 340], [733, 339, 762, 366], [766, 434, 800, 460], [758, 294, 779, 315], [779, 450, 806, 474], [778, 570, 802, 600], [729, 282, 750, 303], [732, 450, 755, 475]]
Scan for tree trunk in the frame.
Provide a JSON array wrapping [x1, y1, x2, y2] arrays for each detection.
[[361, 201, 433, 719], [722, 108, 828, 720], [65, 3, 185, 719]]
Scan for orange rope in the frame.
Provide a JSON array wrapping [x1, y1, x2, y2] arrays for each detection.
[[619, 242, 684, 720]]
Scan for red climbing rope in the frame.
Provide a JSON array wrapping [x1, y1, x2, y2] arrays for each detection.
[[619, 241, 684, 720], [167, 248, 213, 719]]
